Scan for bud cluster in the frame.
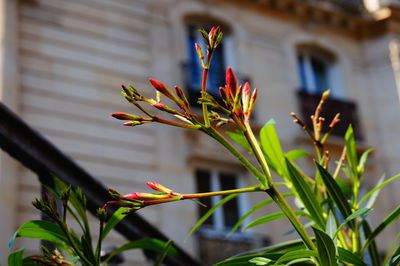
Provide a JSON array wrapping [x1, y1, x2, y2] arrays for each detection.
[[196, 26, 223, 69], [31, 248, 74, 266]]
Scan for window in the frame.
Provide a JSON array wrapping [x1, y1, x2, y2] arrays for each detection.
[[195, 169, 247, 234], [296, 46, 345, 98], [185, 19, 234, 105]]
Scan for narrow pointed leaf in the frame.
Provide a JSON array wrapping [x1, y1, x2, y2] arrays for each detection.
[[8, 249, 24, 266], [102, 207, 131, 241], [361, 221, 380, 266], [357, 149, 373, 176], [334, 208, 372, 239], [286, 159, 325, 229], [326, 211, 337, 239], [315, 162, 353, 228], [155, 240, 174, 266], [229, 193, 294, 235], [312, 227, 338, 266], [286, 149, 309, 161], [358, 174, 400, 207], [215, 253, 282, 266], [337, 247, 367, 266], [226, 131, 252, 152], [345, 125, 358, 179], [187, 194, 238, 239], [249, 257, 272, 265], [274, 250, 318, 264], [9, 220, 67, 248], [243, 211, 306, 230], [362, 206, 400, 253], [260, 119, 287, 177]]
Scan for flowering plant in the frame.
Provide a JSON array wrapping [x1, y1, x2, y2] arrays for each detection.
[[108, 26, 400, 266]]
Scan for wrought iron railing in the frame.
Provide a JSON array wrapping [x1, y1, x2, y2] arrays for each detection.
[[0, 101, 200, 266], [296, 90, 362, 139]]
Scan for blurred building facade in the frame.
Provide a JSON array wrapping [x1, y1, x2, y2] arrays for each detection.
[[1, 0, 400, 264]]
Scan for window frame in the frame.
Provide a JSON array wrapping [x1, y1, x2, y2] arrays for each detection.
[[195, 168, 251, 239]]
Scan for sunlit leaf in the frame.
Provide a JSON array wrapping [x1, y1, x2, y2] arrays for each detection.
[[226, 131, 252, 152], [249, 257, 272, 265], [326, 211, 337, 239], [285, 150, 309, 161], [9, 220, 67, 248], [8, 249, 24, 266], [102, 207, 131, 241], [337, 247, 367, 266], [274, 249, 318, 265], [334, 208, 372, 239], [286, 159, 325, 229], [358, 174, 400, 207], [345, 125, 358, 180]]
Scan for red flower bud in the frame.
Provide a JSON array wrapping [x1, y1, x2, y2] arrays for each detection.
[[146, 181, 172, 193], [242, 82, 251, 113], [226, 67, 237, 99], [149, 79, 173, 99], [123, 192, 171, 200]]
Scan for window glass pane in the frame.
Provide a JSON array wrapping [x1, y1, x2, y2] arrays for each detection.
[[219, 173, 240, 228], [187, 27, 202, 92], [208, 44, 225, 96], [297, 54, 308, 91], [311, 56, 329, 93], [195, 169, 213, 226]]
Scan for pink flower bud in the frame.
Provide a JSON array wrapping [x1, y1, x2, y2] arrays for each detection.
[[123, 121, 143, 126], [242, 82, 251, 113], [226, 67, 237, 99], [112, 113, 143, 121], [146, 181, 172, 193], [123, 192, 171, 200], [195, 43, 204, 61]]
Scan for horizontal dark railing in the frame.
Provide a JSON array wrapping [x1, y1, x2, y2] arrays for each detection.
[[0, 101, 200, 266], [297, 90, 362, 139]]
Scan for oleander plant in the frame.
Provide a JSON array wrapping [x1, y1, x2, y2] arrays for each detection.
[[107, 27, 400, 266], [8, 26, 400, 265]]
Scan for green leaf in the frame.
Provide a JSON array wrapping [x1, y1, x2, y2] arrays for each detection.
[[102, 207, 131, 241], [155, 240, 174, 266], [315, 162, 353, 229], [8, 249, 24, 266], [361, 221, 380, 266], [326, 211, 337, 239], [186, 194, 238, 240], [357, 149, 373, 176], [333, 208, 372, 239], [229, 193, 294, 235], [226, 131, 252, 152], [358, 174, 400, 207], [215, 253, 282, 266], [337, 247, 367, 266], [249, 257, 272, 265], [9, 220, 67, 248], [103, 238, 178, 264], [362, 205, 400, 253], [285, 150, 309, 161], [243, 211, 306, 230], [312, 227, 338, 266], [286, 159, 326, 229], [260, 119, 287, 177], [345, 125, 358, 179], [274, 250, 318, 265], [335, 178, 351, 197]]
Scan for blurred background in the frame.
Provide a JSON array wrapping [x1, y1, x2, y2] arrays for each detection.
[[1, 0, 400, 265]]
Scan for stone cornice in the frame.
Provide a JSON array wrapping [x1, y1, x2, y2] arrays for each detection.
[[217, 0, 400, 40]]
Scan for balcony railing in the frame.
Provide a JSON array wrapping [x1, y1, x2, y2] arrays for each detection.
[[296, 90, 362, 139], [0, 101, 200, 266]]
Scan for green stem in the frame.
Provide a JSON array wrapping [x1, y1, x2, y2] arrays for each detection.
[[154, 117, 201, 129], [59, 222, 94, 266], [201, 68, 210, 127], [266, 186, 318, 257], [243, 122, 272, 188], [183, 186, 262, 198], [96, 219, 105, 264], [201, 126, 265, 186]]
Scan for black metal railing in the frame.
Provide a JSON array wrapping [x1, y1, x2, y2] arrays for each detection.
[[297, 90, 362, 139], [0, 101, 200, 266]]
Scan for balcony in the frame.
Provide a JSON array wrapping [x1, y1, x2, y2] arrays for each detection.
[[296, 90, 362, 139]]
